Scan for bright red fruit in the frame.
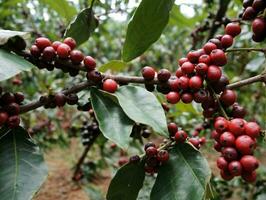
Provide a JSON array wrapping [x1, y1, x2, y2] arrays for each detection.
[[240, 155, 259, 172], [228, 161, 242, 176], [189, 76, 203, 90], [84, 56, 96, 70], [203, 42, 217, 54], [181, 62, 195, 74], [63, 37, 76, 50], [103, 79, 118, 93], [217, 157, 228, 170], [235, 135, 255, 155], [57, 43, 71, 58], [174, 130, 188, 143], [242, 171, 257, 183], [166, 92, 180, 104], [207, 65, 222, 81], [244, 122, 261, 138], [210, 49, 227, 66], [229, 118, 245, 136], [142, 66, 155, 80], [35, 37, 51, 50], [214, 119, 228, 133], [225, 23, 241, 37], [220, 89, 237, 106], [220, 132, 235, 147], [70, 50, 84, 64]]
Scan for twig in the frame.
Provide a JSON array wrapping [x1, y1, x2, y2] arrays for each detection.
[[226, 48, 266, 53]]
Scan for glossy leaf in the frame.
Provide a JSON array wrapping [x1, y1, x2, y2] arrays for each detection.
[[90, 88, 134, 149], [40, 0, 77, 22], [122, 0, 174, 62], [150, 143, 211, 200], [0, 127, 48, 200], [98, 60, 127, 72], [107, 162, 145, 200], [0, 30, 29, 46], [115, 86, 168, 137], [0, 49, 35, 81], [64, 7, 98, 46]]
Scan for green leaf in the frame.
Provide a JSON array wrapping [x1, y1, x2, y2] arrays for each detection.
[[0, 30, 29, 46], [245, 56, 265, 72], [107, 162, 145, 200], [98, 60, 127, 73], [64, 7, 98, 46], [0, 127, 48, 200], [150, 143, 211, 200], [40, 0, 77, 22], [115, 86, 168, 137], [0, 49, 35, 81], [90, 87, 134, 149], [122, 0, 174, 62]]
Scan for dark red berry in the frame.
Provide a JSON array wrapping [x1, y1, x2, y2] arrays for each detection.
[[54, 93, 66, 107], [217, 157, 228, 170], [228, 161, 242, 176], [129, 155, 140, 163], [51, 41, 62, 51], [214, 141, 222, 152], [242, 7, 257, 20], [157, 150, 169, 162], [181, 93, 193, 104], [235, 135, 255, 155], [0, 112, 8, 126], [57, 43, 71, 59], [252, 18, 266, 37], [70, 50, 84, 64], [212, 75, 229, 93], [157, 69, 171, 82], [220, 132, 235, 147], [63, 37, 76, 50], [242, 171, 257, 183], [103, 79, 118, 93], [166, 91, 180, 104], [7, 115, 20, 128], [210, 49, 227, 66], [6, 103, 20, 115], [229, 118, 245, 136], [168, 123, 178, 136], [207, 65, 222, 81], [222, 147, 238, 161], [193, 89, 208, 103], [189, 76, 203, 90], [195, 63, 208, 76], [203, 107, 216, 118], [209, 38, 223, 49], [252, 0, 266, 12], [240, 155, 259, 172], [1, 92, 15, 104], [211, 130, 221, 142], [146, 146, 158, 157], [177, 76, 189, 90], [144, 142, 156, 151], [66, 93, 79, 105], [225, 23, 241, 37], [178, 57, 189, 66], [220, 89, 237, 106], [142, 66, 155, 80], [214, 119, 229, 133], [232, 104, 247, 118], [181, 62, 195, 74], [175, 68, 184, 77], [203, 42, 217, 54], [198, 55, 211, 65], [244, 122, 260, 138], [175, 130, 188, 143], [243, 0, 253, 8], [42, 46, 56, 62], [220, 169, 234, 180], [187, 50, 200, 63], [189, 138, 200, 149], [169, 78, 179, 91], [14, 92, 24, 104], [221, 34, 234, 48], [35, 37, 51, 50], [30, 45, 41, 57]]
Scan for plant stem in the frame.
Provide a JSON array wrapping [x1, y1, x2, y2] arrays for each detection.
[[226, 48, 266, 53]]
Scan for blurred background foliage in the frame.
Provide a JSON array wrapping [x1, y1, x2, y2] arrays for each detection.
[[0, 0, 265, 199]]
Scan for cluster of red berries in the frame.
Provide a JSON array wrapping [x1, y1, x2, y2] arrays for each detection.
[[0, 88, 24, 128], [242, 0, 266, 42], [212, 117, 261, 182], [30, 37, 119, 93]]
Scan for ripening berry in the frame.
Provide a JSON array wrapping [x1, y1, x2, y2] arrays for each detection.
[[14, 92, 25, 104], [178, 57, 189, 66], [84, 56, 96, 71], [7, 102, 20, 115], [252, 0, 266, 12], [42, 46, 56, 62], [103, 79, 118, 93], [144, 142, 156, 151], [63, 37, 76, 50], [157, 150, 169, 162], [207, 65, 222, 81], [222, 147, 238, 162], [157, 69, 171, 82], [168, 122, 178, 136], [220, 132, 235, 147], [209, 38, 223, 49], [145, 146, 158, 157], [142, 66, 155, 80], [252, 18, 266, 37], [235, 135, 255, 155], [220, 169, 234, 180], [240, 155, 259, 172], [225, 23, 241, 37], [1, 92, 15, 104], [244, 122, 261, 138], [169, 78, 179, 91], [217, 157, 228, 170], [243, 0, 253, 8], [242, 171, 257, 183], [193, 89, 208, 103], [195, 63, 208, 76], [57, 43, 71, 59], [221, 34, 234, 48], [189, 76, 203, 90], [181, 62, 195, 74], [214, 141, 222, 152], [166, 92, 180, 104], [70, 50, 84, 64], [203, 42, 217, 54], [210, 49, 227, 66], [35, 37, 51, 50], [189, 138, 200, 149], [199, 137, 206, 145], [30, 45, 41, 57], [52, 41, 62, 51], [198, 55, 211, 65], [187, 50, 201, 63], [220, 89, 237, 106], [177, 76, 189, 90], [54, 93, 66, 107], [0, 112, 8, 126], [181, 93, 193, 104], [175, 130, 188, 143], [175, 68, 184, 77], [214, 118, 229, 133], [229, 118, 245, 136], [242, 6, 257, 20], [228, 161, 242, 176]]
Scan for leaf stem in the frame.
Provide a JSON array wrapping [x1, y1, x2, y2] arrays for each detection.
[[226, 48, 266, 53]]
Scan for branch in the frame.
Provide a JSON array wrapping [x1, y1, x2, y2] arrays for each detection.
[[226, 73, 266, 90], [226, 48, 266, 53]]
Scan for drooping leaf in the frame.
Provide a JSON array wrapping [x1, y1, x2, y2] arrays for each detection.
[[40, 0, 77, 22], [122, 0, 175, 62], [0, 127, 48, 200], [0, 49, 35, 81], [90, 87, 134, 149], [115, 86, 168, 137], [0, 30, 29, 46], [107, 162, 145, 200], [150, 143, 211, 200], [64, 7, 98, 46], [98, 60, 127, 73], [245, 56, 265, 72]]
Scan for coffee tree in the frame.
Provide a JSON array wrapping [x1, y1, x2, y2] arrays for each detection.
[[0, 0, 265, 199]]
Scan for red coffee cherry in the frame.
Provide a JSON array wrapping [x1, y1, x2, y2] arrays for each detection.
[[240, 155, 259, 172], [209, 38, 223, 49], [42, 46, 56, 62], [229, 118, 245, 136], [157, 69, 171, 82], [220, 169, 234, 180], [189, 138, 200, 149], [222, 147, 238, 162], [228, 161, 242, 176], [177, 76, 189, 90], [6, 102, 20, 115], [244, 122, 261, 138], [193, 89, 208, 103], [52, 41, 62, 51], [210, 49, 227, 66], [84, 56, 96, 71], [181, 93, 193, 104], [7, 115, 20, 128], [243, 0, 253, 8], [242, 171, 257, 183], [203, 42, 217, 54], [199, 137, 206, 145], [187, 50, 200, 63], [235, 135, 255, 155], [198, 55, 211, 65], [174, 130, 188, 143], [178, 57, 189, 66], [225, 23, 241, 37], [35, 37, 51, 50], [166, 92, 180, 104], [181, 62, 195, 74], [145, 146, 158, 157], [14, 92, 25, 104], [252, 0, 266, 12], [252, 18, 266, 37], [242, 6, 257, 20], [175, 68, 184, 77], [30, 45, 41, 57], [207, 65, 222, 81], [217, 157, 228, 170], [142, 66, 155, 80], [168, 122, 178, 136], [232, 103, 247, 118], [189, 76, 203, 90], [252, 33, 266, 42], [63, 37, 76, 50], [195, 63, 208, 76], [220, 132, 235, 147], [214, 141, 222, 152], [57, 43, 71, 59], [157, 150, 169, 162], [1, 92, 15, 104], [221, 34, 234, 48], [212, 75, 229, 94], [211, 130, 221, 142], [169, 78, 179, 91], [103, 79, 118, 93], [70, 50, 84, 64], [203, 107, 216, 118], [220, 89, 237, 106], [214, 118, 229, 133], [144, 142, 156, 151], [54, 93, 66, 107], [0, 112, 8, 126]]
